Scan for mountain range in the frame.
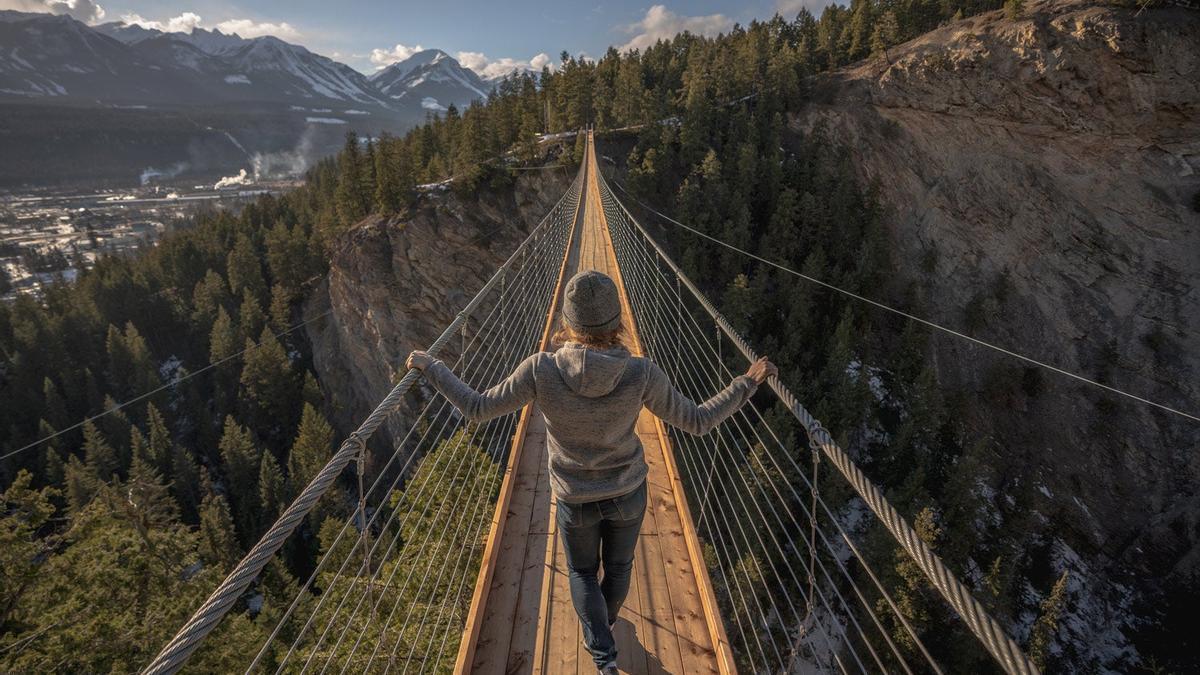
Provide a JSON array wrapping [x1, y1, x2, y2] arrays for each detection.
[[0, 10, 525, 187]]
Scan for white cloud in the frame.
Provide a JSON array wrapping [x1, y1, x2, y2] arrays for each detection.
[[213, 18, 300, 41], [119, 11, 202, 33], [776, 0, 838, 18], [455, 50, 555, 79], [0, 0, 105, 23], [619, 4, 732, 52], [369, 43, 426, 68], [114, 11, 299, 40]]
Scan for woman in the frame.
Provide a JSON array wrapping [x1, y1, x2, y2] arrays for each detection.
[[407, 269, 775, 674]]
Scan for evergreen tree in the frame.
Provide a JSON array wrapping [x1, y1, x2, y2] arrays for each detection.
[[63, 453, 99, 514], [268, 283, 293, 335], [258, 451, 286, 526], [871, 10, 901, 62], [287, 403, 334, 499], [226, 234, 267, 305], [238, 288, 267, 345], [144, 402, 172, 477], [82, 419, 119, 482], [334, 132, 370, 227], [171, 444, 202, 522], [210, 305, 241, 417], [238, 327, 298, 440], [41, 376, 69, 431], [1029, 571, 1069, 669], [192, 269, 231, 326], [0, 471, 58, 625], [218, 416, 262, 543]]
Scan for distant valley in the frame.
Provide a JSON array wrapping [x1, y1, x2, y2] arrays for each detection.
[[0, 10, 525, 188]]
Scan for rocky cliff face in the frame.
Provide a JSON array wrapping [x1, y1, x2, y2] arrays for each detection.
[[303, 168, 572, 457], [795, 1, 1199, 669]]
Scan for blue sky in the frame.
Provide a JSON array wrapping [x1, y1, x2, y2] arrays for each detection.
[[2, 0, 833, 73]]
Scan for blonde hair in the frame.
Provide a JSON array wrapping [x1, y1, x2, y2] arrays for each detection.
[[552, 319, 629, 351]]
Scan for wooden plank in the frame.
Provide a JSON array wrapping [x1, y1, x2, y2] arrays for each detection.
[[503, 424, 551, 673]]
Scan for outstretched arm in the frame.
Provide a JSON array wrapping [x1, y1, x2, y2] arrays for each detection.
[[642, 356, 775, 435], [408, 350, 538, 423]]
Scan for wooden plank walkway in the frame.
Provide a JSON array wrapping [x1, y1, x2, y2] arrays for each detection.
[[456, 131, 734, 675]]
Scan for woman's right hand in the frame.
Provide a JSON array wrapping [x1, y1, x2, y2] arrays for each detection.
[[745, 356, 777, 385]]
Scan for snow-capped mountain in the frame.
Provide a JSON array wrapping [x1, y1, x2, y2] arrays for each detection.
[[0, 11, 186, 100], [98, 23, 389, 106], [370, 49, 491, 115]]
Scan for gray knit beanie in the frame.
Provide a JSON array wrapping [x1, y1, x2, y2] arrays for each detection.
[[563, 270, 622, 335]]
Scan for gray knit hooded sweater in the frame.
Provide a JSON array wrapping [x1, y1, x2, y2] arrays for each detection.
[[421, 343, 758, 503]]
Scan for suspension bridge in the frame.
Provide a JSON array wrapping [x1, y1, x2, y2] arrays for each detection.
[[143, 131, 1039, 674]]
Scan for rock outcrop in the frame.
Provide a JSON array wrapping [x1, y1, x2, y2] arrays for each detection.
[[794, 1, 1199, 669], [303, 168, 573, 456]]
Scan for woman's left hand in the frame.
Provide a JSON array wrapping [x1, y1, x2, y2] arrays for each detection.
[[406, 350, 434, 371]]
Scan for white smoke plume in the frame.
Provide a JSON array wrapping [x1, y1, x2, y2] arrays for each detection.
[[139, 162, 188, 185], [213, 169, 251, 189], [250, 125, 318, 180]]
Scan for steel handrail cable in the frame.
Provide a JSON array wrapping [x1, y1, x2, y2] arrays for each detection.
[[607, 209, 928, 673], [602, 180, 950, 673], [387, 242, 570, 673], [331, 225, 568, 667], [604, 203, 941, 673], [613, 225, 873, 675], [330, 257, 562, 672], [251, 230, 567, 672], [290, 220, 569, 672], [142, 161, 586, 675], [639, 309, 858, 674], [598, 173, 1040, 675], [606, 211, 791, 673], [615, 237, 895, 675]]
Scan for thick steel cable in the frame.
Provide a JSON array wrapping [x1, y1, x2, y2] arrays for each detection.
[[290, 233, 563, 672], [608, 208, 941, 673], [611, 214, 920, 673], [258, 262, 557, 673], [616, 232, 866, 675], [142, 165, 585, 675], [599, 173, 1041, 675]]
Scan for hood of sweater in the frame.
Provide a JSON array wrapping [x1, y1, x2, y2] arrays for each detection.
[[553, 343, 630, 398]]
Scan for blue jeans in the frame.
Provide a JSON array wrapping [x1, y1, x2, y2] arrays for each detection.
[[555, 480, 647, 670]]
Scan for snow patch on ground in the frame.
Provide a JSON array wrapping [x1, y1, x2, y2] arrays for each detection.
[[305, 116, 346, 125], [159, 355, 183, 383], [223, 74, 251, 84]]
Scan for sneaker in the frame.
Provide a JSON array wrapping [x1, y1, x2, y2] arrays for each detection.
[[599, 666, 619, 675]]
